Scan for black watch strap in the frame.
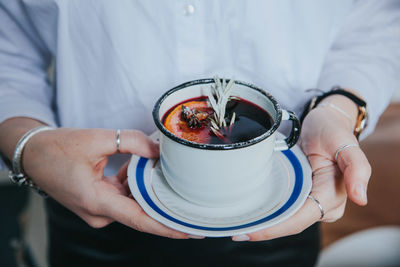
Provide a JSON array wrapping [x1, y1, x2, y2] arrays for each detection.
[[301, 87, 366, 123], [313, 88, 366, 109], [301, 86, 368, 139]]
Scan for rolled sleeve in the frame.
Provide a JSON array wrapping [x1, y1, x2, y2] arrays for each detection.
[[317, 0, 400, 138], [0, 1, 56, 127], [0, 2, 56, 169]]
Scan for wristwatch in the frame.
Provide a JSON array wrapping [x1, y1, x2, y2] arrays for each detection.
[[301, 86, 368, 139]]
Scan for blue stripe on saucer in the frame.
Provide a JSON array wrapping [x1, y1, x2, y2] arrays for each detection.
[[136, 149, 303, 231]]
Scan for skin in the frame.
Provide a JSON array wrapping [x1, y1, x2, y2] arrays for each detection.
[[0, 90, 371, 242], [242, 92, 371, 241], [0, 119, 189, 239]]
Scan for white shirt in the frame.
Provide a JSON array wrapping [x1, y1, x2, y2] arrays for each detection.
[[1, 0, 400, 172]]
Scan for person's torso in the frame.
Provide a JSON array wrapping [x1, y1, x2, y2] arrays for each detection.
[[19, 0, 354, 173], [22, 0, 354, 129]]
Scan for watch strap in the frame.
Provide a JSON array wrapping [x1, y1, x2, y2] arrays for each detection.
[[312, 88, 366, 109], [301, 86, 368, 139]]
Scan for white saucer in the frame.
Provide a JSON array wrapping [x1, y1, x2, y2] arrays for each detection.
[[127, 136, 312, 237]]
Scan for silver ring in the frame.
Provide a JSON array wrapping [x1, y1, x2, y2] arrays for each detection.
[[308, 195, 325, 220], [334, 143, 359, 162], [116, 129, 121, 153]]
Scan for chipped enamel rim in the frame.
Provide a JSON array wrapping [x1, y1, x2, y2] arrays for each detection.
[[153, 78, 282, 150]]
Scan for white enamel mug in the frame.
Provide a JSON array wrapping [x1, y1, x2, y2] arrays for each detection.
[[153, 79, 300, 207]]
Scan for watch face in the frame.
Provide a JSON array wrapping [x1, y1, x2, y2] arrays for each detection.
[[355, 106, 368, 138]]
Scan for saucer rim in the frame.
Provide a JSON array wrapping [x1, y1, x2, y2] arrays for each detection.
[[127, 146, 312, 237]]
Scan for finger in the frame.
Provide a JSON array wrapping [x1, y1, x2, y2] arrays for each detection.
[[120, 130, 160, 158], [123, 179, 130, 194], [93, 129, 159, 158], [116, 160, 130, 182], [244, 198, 321, 241], [105, 176, 128, 196], [103, 160, 131, 195], [100, 193, 188, 239], [323, 199, 347, 223], [78, 212, 114, 229], [113, 158, 134, 195], [336, 145, 371, 206]]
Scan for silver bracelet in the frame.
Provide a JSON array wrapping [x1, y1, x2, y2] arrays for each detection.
[[8, 126, 55, 197]]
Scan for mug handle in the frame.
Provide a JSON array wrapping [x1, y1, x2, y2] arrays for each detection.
[[274, 110, 301, 151]]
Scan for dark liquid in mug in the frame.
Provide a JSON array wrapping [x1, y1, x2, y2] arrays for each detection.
[[162, 97, 274, 144]]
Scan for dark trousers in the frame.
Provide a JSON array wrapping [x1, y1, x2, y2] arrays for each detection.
[[46, 198, 320, 267]]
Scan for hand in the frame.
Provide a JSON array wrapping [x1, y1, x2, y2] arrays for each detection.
[[23, 128, 189, 239], [236, 100, 371, 242]]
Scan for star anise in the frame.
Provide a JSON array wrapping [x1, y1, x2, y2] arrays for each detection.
[[181, 105, 208, 128]]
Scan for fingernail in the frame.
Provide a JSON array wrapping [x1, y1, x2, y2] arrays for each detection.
[[355, 183, 367, 203], [188, 235, 205, 239], [232, 234, 250, 242]]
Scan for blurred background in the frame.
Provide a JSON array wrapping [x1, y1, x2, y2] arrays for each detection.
[[1, 90, 399, 267]]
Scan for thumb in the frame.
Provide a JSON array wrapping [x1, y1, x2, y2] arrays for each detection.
[[336, 144, 371, 206]]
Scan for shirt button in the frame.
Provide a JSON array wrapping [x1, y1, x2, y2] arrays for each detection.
[[184, 4, 195, 16]]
